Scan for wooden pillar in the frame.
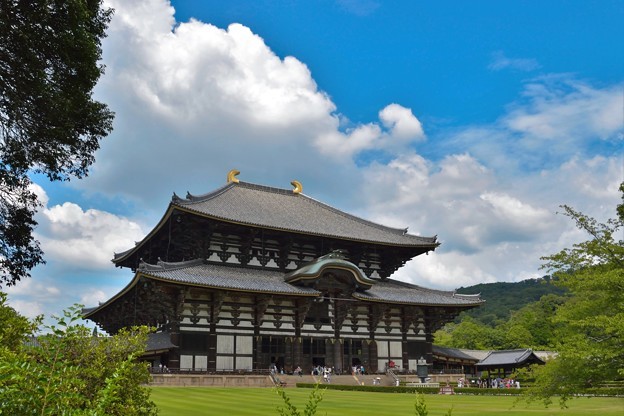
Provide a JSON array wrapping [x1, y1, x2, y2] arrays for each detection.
[[169, 328, 180, 370], [168, 289, 185, 370], [333, 339, 342, 372], [285, 337, 294, 372], [368, 339, 378, 373], [207, 333, 216, 372], [293, 337, 303, 370]]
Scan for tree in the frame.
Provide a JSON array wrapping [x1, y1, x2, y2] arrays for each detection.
[[0, 294, 157, 415], [433, 316, 504, 350], [526, 182, 624, 406], [0, 0, 114, 286]]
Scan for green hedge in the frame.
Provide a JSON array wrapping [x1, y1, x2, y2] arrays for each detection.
[[295, 383, 438, 394], [583, 387, 624, 397]]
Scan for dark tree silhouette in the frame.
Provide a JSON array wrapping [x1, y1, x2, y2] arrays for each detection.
[[0, 0, 114, 286]]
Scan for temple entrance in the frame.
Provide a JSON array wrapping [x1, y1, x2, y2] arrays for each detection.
[[271, 356, 285, 373], [312, 357, 325, 367], [303, 338, 327, 372], [344, 339, 363, 373]]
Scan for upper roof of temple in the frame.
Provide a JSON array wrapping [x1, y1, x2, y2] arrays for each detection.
[[170, 180, 437, 247], [113, 172, 439, 267]]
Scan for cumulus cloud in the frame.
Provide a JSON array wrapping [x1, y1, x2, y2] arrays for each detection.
[[379, 104, 425, 141], [314, 104, 425, 158], [81, 0, 429, 204], [348, 77, 621, 290], [30, 184, 145, 270]]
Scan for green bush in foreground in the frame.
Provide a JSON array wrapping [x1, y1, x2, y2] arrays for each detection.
[[0, 294, 157, 415]]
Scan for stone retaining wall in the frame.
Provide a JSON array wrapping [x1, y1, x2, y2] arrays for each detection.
[[150, 374, 273, 387]]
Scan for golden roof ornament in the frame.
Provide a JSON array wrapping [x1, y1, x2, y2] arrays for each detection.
[[227, 169, 240, 184], [291, 180, 303, 194]]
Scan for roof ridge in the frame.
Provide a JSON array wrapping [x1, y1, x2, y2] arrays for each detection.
[[172, 182, 235, 204]]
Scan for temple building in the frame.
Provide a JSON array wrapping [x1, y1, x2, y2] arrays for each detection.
[[84, 170, 483, 374]]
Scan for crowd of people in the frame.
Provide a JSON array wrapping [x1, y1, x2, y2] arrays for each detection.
[[311, 365, 336, 382], [472, 377, 520, 388]]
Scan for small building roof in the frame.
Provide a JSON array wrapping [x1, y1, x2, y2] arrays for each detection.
[[456, 349, 492, 361], [146, 331, 177, 353], [432, 345, 480, 362], [476, 349, 545, 368]]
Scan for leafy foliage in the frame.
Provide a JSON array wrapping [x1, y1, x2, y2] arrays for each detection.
[[524, 182, 624, 406], [413, 393, 429, 416], [275, 383, 324, 416], [435, 279, 568, 350], [0, 295, 157, 415], [457, 277, 567, 326], [414, 392, 453, 416], [0, 0, 114, 286]]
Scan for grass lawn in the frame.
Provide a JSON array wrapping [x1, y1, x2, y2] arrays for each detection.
[[150, 387, 624, 416]]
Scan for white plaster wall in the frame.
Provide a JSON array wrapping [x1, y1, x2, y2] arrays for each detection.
[[236, 357, 253, 370], [216, 356, 233, 371], [195, 355, 208, 370], [217, 335, 234, 354], [236, 336, 253, 354], [180, 354, 193, 370]]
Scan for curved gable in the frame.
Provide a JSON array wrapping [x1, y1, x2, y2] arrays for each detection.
[[284, 251, 375, 290]]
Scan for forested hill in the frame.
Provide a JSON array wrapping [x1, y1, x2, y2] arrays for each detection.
[[455, 277, 567, 326]]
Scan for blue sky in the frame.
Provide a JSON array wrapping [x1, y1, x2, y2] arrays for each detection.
[[6, 0, 623, 324]]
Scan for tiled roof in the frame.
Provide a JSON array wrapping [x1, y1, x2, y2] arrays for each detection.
[[85, 260, 482, 319], [141, 260, 320, 296], [172, 181, 438, 247], [146, 331, 177, 352], [140, 260, 482, 306], [352, 279, 484, 306], [476, 349, 545, 367], [432, 345, 480, 362], [456, 349, 492, 361]]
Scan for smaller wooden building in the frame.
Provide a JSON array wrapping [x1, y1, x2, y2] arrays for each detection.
[[475, 349, 545, 377]]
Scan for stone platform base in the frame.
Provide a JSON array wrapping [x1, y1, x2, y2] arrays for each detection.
[[150, 374, 273, 387]]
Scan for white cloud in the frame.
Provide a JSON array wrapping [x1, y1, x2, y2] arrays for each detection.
[[379, 104, 425, 141], [4, 278, 61, 318], [505, 77, 623, 144], [361, 122, 622, 290], [314, 104, 425, 158], [488, 51, 540, 72], [80, 290, 110, 308], [8, 300, 44, 319], [80, 0, 430, 204], [30, 186, 145, 270]]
